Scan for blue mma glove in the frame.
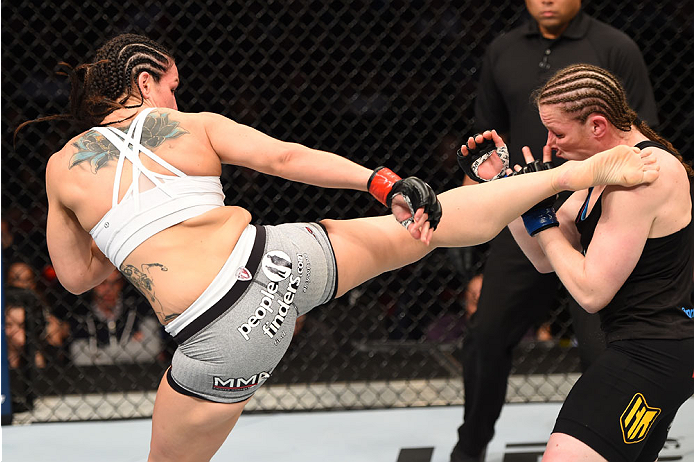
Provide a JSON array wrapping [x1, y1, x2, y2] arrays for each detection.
[[512, 160, 559, 236], [456, 136, 509, 183]]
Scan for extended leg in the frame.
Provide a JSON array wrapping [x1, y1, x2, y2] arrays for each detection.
[[324, 144, 659, 297]]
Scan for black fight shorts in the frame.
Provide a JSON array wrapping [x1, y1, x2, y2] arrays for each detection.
[[553, 337, 694, 462]]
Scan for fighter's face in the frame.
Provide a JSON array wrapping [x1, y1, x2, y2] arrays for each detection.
[[539, 104, 595, 160]]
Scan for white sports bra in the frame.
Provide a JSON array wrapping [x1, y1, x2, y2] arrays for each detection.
[[89, 108, 225, 268]]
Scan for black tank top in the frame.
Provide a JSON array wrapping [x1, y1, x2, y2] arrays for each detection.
[[574, 141, 694, 342]]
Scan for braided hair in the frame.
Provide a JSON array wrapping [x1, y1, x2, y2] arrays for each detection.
[[77, 33, 173, 125], [16, 34, 173, 136], [533, 63, 692, 176]]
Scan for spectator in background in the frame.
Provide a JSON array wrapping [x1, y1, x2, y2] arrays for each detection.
[[2, 218, 14, 250], [69, 270, 162, 365], [5, 288, 47, 369], [7, 261, 37, 291], [6, 260, 69, 363], [462, 273, 482, 322], [3, 216, 63, 302], [451, 1, 659, 461], [2, 218, 16, 282], [425, 272, 483, 343], [4, 287, 49, 412]]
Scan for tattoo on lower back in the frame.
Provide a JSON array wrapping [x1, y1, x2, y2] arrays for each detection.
[[69, 112, 189, 173], [120, 262, 180, 323]]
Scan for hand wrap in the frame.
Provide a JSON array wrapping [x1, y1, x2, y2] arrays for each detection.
[[456, 136, 509, 183], [512, 160, 559, 236], [368, 167, 443, 230]]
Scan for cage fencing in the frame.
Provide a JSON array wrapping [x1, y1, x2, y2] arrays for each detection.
[[2, 0, 693, 423]]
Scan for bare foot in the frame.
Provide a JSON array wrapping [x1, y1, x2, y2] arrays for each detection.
[[554, 145, 660, 191]]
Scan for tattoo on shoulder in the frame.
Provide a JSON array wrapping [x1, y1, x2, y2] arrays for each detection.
[[141, 112, 188, 149], [69, 113, 189, 173], [120, 262, 180, 323], [70, 130, 120, 172]]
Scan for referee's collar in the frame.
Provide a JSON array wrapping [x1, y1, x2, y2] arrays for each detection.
[[522, 10, 589, 40]]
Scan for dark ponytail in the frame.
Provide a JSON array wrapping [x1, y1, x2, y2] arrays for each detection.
[[15, 34, 173, 139]]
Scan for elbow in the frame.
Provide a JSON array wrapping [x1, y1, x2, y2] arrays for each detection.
[[69, 287, 90, 296], [581, 303, 602, 315], [271, 142, 300, 176], [54, 268, 95, 295], [574, 294, 608, 314], [59, 279, 91, 295], [532, 260, 554, 274]]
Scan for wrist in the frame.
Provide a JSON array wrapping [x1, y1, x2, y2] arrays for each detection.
[[522, 206, 559, 236], [368, 167, 402, 205]]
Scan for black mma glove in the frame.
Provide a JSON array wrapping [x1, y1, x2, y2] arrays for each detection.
[[368, 167, 443, 230], [456, 136, 509, 183], [512, 160, 559, 236]]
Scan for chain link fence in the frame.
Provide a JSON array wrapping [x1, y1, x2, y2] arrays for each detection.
[[2, 1, 693, 423]]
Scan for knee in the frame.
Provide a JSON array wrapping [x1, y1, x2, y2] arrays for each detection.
[[541, 432, 597, 462]]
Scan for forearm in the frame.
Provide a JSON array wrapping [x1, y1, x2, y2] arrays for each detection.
[[205, 113, 374, 190], [535, 228, 602, 313], [508, 218, 553, 272], [47, 210, 114, 294], [274, 142, 373, 190], [50, 240, 113, 294]]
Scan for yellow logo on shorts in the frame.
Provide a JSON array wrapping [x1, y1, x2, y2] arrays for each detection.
[[620, 393, 661, 444]]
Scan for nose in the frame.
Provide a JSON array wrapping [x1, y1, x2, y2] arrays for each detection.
[[546, 131, 557, 148]]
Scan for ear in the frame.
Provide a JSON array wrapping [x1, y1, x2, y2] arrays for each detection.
[[587, 114, 609, 139], [137, 71, 154, 99]]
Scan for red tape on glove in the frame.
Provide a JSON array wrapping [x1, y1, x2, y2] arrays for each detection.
[[367, 167, 402, 205]]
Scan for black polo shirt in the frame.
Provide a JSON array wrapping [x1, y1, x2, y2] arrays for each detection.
[[474, 10, 659, 166]]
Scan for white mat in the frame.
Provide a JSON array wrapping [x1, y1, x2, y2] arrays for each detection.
[[3, 399, 693, 461]]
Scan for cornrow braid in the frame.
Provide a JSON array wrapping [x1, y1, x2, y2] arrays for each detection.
[[535, 64, 634, 129], [534, 64, 692, 176], [91, 37, 171, 103], [15, 34, 173, 139], [83, 34, 172, 126]]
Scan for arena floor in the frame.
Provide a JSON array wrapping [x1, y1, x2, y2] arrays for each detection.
[[3, 398, 693, 461]]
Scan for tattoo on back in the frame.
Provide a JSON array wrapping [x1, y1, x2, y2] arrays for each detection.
[[70, 112, 188, 173], [120, 262, 180, 323]]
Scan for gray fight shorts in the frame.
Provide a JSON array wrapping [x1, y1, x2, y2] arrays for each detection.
[[165, 222, 337, 403]]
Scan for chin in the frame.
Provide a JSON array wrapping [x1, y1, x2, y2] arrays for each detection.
[[556, 150, 584, 161]]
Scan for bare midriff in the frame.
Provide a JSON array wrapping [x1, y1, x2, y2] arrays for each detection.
[[121, 205, 252, 324]]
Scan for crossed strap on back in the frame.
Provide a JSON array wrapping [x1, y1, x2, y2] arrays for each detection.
[[92, 108, 187, 212]]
